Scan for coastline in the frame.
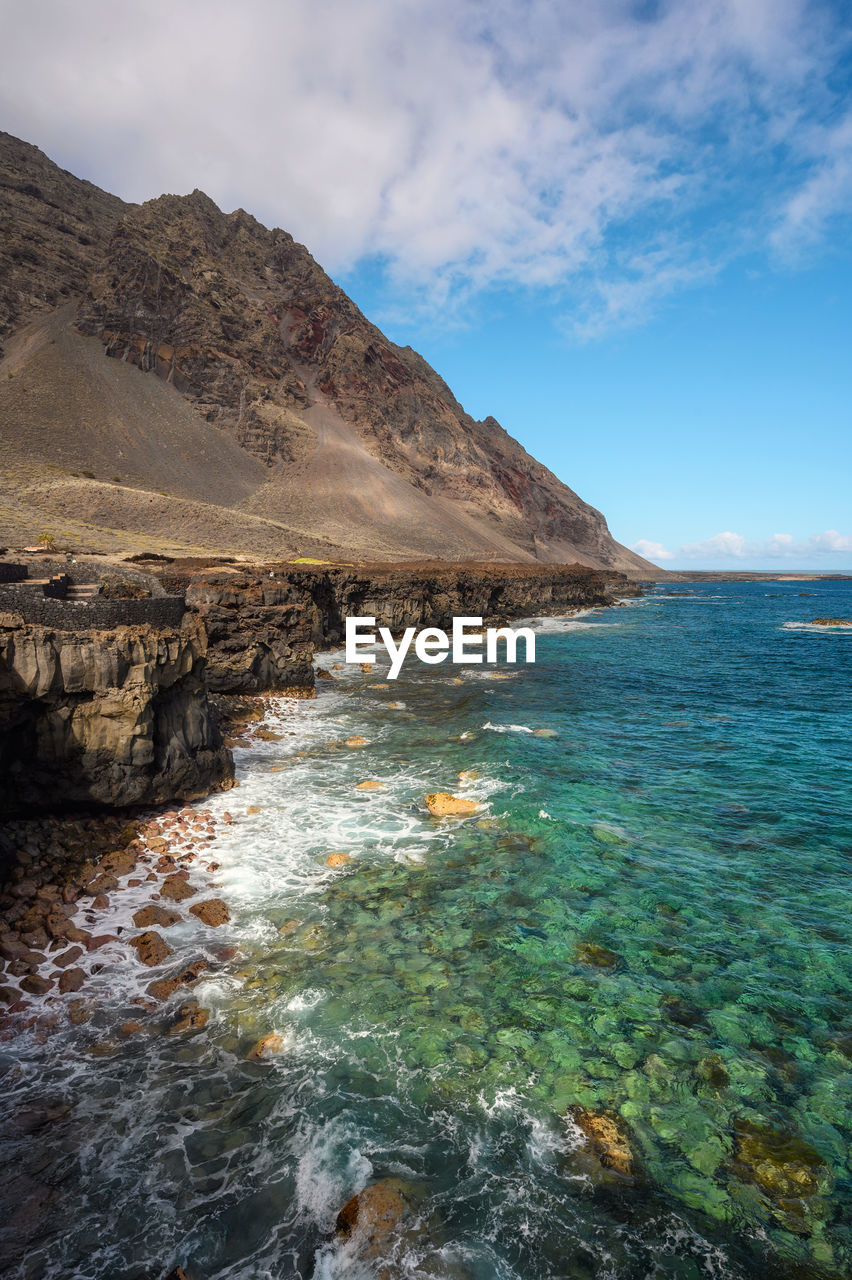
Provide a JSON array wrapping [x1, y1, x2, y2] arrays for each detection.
[[2, 581, 849, 1279]]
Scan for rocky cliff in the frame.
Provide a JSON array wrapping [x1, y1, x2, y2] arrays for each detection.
[[0, 614, 233, 815], [0, 132, 656, 575], [162, 558, 636, 693]]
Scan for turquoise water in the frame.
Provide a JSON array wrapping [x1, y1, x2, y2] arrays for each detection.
[[2, 581, 851, 1278]]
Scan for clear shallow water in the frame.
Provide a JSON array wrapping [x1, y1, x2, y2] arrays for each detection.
[[2, 581, 851, 1279]]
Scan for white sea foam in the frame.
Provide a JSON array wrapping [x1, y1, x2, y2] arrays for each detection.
[[482, 721, 533, 734], [781, 620, 852, 632]]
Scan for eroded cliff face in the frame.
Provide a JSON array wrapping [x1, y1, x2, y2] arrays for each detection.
[[163, 560, 635, 692], [0, 614, 233, 814], [182, 573, 315, 693]]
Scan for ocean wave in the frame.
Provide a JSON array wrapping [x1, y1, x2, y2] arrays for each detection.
[[483, 721, 534, 734], [781, 621, 852, 632]]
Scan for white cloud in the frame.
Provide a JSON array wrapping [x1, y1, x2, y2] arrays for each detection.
[[680, 530, 749, 559], [0, 0, 846, 331], [631, 538, 675, 561], [771, 112, 852, 255], [642, 528, 852, 564]]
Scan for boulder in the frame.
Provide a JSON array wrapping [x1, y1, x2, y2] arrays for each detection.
[[170, 1002, 210, 1034], [147, 959, 208, 1002], [335, 1178, 421, 1266], [52, 945, 83, 969], [247, 1032, 285, 1059], [58, 967, 84, 994], [128, 931, 173, 967], [160, 875, 197, 902], [132, 905, 180, 929], [732, 1118, 833, 1233], [188, 898, 230, 927], [20, 974, 53, 995], [577, 942, 621, 969], [424, 792, 478, 817], [568, 1107, 633, 1177]]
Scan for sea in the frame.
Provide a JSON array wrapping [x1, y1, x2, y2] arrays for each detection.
[[2, 579, 851, 1280]]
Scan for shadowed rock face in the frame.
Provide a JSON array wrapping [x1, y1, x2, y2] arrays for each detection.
[[0, 132, 128, 353], [0, 132, 656, 573], [0, 615, 233, 814]]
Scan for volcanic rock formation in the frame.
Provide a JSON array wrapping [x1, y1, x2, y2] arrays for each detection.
[[0, 131, 655, 574]]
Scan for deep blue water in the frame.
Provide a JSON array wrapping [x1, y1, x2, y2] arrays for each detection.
[[1, 579, 850, 1279]]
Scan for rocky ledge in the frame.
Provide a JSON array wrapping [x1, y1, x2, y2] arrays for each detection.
[[0, 613, 234, 819]]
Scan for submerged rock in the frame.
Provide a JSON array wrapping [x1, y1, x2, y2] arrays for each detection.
[[247, 1032, 285, 1059], [147, 959, 208, 1002], [335, 1177, 419, 1261], [424, 792, 479, 817], [345, 735, 368, 747], [577, 942, 621, 969], [170, 1001, 210, 1035], [731, 1118, 833, 1233], [568, 1107, 634, 1177], [326, 852, 351, 868], [355, 780, 383, 790]]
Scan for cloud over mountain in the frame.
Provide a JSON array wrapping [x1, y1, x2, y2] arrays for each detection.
[[0, 0, 848, 333]]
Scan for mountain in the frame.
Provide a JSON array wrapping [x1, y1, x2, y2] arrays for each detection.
[[0, 132, 656, 575]]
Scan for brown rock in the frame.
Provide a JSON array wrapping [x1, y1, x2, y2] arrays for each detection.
[[132, 905, 180, 929], [170, 1002, 210, 1034], [63, 925, 91, 944], [20, 974, 53, 995], [326, 852, 351, 867], [577, 942, 621, 969], [247, 1032, 285, 1059], [53, 946, 83, 969], [335, 1178, 419, 1259], [732, 1118, 833, 1232], [128, 931, 173, 967], [100, 848, 137, 876], [58, 967, 84, 994], [85, 934, 119, 951], [160, 875, 197, 902], [120, 1020, 144, 1035], [188, 898, 230, 927], [424, 792, 479, 817], [355, 780, 383, 790], [85, 873, 119, 897], [569, 1108, 633, 1177], [345, 735, 368, 747], [147, 960, 208, 1002], [67, 998, 94, 1024]]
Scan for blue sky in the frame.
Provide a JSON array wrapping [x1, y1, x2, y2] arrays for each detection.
[[1, 0, 850, 568]]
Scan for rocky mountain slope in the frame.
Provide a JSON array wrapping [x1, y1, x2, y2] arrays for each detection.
[[0, 132, 656, 575]]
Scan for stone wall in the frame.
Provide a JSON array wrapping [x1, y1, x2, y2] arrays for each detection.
[[0, 587, 186, 631], [0, 564, 27, 583]]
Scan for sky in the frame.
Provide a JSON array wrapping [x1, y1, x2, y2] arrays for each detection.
[[0, 0, 850, 569]]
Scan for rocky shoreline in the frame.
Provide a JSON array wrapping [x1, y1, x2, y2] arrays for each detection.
[[0, 561, 639, 1025]]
